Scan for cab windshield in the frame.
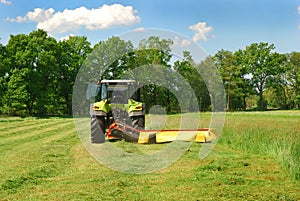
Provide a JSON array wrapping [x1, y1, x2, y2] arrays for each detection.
[[102, 84, 128, 104]]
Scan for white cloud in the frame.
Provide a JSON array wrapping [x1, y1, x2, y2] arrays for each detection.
[[172, 36, 192, 47], [7, 4, 141, 33], [7, 8, 55, 23], [173, 36, 180, 47], [189, 22, 213, 42], [181, 39, 192, 47], [59, 34, 75, 41], [0, 0, 12, 5]]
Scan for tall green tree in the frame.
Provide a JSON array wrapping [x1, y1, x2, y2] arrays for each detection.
[[0, 41, 8, 113], [241, 42, 286, 110], [213, 49, 246, 111], [134, 36, 173, 112], [0, 40, 7, 76], [137, 36, 173, 66], [232, 49, 255, 110], [265, 64, 291, 109], [89, 36, 134, 80], [196, 56, 226, 112], [5, 68, 30, 115], [287, 52, 300, 109], [174, 51, 210, 111], [5, 29, 58, 115], [57, 36, 92, 115]]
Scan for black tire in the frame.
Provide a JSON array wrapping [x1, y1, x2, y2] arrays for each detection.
[[131, 115, 145, 130], [91, 116, 106, 143]]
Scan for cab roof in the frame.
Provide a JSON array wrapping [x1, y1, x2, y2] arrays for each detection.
[[100, 80, 136, 84]]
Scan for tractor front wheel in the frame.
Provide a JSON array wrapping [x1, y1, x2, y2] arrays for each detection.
[[91, 116, 106, 143]]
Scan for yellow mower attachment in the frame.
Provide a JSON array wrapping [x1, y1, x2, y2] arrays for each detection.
[[138, 128, 217, 144]]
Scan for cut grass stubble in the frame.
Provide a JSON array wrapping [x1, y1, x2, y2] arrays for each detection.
[[0, 112, 299, 200]]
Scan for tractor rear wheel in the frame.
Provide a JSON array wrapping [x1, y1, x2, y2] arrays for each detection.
[[91, 116, 106, 143], [131, 115, 145, 130]]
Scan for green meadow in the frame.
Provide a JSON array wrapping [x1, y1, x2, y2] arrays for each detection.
[[0, 111, 299, 200]]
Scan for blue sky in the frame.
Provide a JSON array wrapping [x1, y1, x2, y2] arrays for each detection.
[[1, 0, 300, 55]]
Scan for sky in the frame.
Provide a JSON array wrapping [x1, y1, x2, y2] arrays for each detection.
[[1, 0, 300, 55]]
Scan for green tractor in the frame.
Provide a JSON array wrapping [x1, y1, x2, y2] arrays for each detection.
[[89, 80, 145, 143]]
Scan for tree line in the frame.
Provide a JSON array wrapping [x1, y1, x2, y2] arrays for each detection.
[[0, 29, 299, 116]]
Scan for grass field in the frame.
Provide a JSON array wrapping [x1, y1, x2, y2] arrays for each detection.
[[0, 111, 299, 200]]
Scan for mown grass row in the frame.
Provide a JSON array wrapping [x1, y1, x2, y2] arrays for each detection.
[[0, 113, 299, 200], [0, 117, 78, 197]]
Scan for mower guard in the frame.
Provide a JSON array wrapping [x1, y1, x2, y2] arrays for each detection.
[[138, 129, 217, 144]]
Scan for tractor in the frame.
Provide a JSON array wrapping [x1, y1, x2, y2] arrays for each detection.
[[88, 79, 217, 144], [89, 80, 145, 143]]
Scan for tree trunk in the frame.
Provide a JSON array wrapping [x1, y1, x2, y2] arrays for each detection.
[[226, 80, 231, 111], [259, 90, 264, 111], [166, 90, 171, 113], [210, 93, 216, 111], [282, 85, 288, 109], [243, 95, 247, 111], [27, 104, 33, 116], [65, 94, 72, 115], [153, 85, 157, 105], [257, 80, 265, 111], [296, 82, 299, 109]]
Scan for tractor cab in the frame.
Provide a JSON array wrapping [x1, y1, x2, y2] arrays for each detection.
[[98, 80, 140, 104]]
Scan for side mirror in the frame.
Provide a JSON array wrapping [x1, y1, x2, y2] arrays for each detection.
[[86, 83, 100, 100]]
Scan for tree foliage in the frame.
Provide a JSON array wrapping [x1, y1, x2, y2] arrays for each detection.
[[174, 51, 210, 111], [213, 50, 244, 110], [287, 52, 300, 108], [0, 30, 299, 116], [240, 42, 286, 110], [56, 36, 92, 114]]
